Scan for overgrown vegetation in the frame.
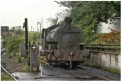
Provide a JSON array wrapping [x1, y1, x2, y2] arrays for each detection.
[[3, 29, 24, 56], [1, 66, 14, 80], [3, 28, 41, 57], [102, 67, 120, 75], [28, 31, 41, 45], [2, 28, 42, 73], [84, 61, 120, 74], [1, 72, 14, 80], [2, 27, 41, 64], [93, 30, 120, 44], [53, 1, 120, 43], [84, 61, 100, 68]]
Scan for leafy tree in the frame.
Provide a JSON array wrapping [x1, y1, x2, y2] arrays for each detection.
[[4, 29, 24, 55], [48, 18, 58, 26], [28, 31, 41, 45], [55, 1, 120, 43]]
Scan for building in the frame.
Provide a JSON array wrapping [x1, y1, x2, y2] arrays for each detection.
[[1, 26, 9, 38]]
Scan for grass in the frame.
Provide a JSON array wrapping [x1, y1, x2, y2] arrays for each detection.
[[40, 56, 46, 64], [15, 55, 45, 72], [84, 61, 100, 68], [21, 65, 30, 72], [102, 67, 120, 75], [1, 72, 14, 81], [84, 61, 120, 74]]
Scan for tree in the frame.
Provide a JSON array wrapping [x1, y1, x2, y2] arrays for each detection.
[[4, 29, 24, 55], [48, 17, 58, 26], [55, 1, 120, 43]]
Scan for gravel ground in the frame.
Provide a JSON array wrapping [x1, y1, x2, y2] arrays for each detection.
[[1, 52, 27, 73]]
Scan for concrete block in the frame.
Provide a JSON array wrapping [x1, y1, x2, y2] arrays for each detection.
[[30, 46, 39, 71], [20, 43, 26, 57], [118, 55, 121, 62]]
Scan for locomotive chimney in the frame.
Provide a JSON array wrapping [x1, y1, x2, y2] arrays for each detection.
[[64, 17, 72, 25]]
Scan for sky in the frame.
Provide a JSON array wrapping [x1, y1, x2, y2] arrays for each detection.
[[1, 0, 120, 32], [1, 0, 68, 31]]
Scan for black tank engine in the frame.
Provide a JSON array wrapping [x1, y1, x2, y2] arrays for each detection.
[[41, 17, 85, 69]]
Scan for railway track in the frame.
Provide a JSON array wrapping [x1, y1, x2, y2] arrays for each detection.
[[11, 64, 120, 81], [1, 65, 17, 81]]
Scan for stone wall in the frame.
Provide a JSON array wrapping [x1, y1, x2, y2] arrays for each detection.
[[90, 51, 121, 70]]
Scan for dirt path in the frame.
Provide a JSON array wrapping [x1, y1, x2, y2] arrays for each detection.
[[1, 53, 27, 73]]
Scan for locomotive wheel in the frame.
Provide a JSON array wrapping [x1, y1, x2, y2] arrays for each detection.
[[48, 60, 52, 65], [68, 61, 79, 69], [72, 62, 78, 68], [58, 62, 69, 69], [49, 61, 59, 67], [69, 63, 72, 69]]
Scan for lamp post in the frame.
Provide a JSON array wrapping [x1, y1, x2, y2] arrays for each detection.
[[37, 22, 41, 32]]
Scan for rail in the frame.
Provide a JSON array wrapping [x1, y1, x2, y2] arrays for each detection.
[[1, 65, 17, 81]]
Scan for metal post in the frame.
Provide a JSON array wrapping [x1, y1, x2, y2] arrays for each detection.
[[23, 18, 29, 65], [37, 22, 41, 32], [25, 18, 28, 55]]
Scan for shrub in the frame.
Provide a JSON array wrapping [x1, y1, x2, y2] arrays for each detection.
[[93, 29, 120, 44]]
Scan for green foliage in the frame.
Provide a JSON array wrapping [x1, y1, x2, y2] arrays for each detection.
[[56, 1, 120, 23], [1, 72, 14, 80], [20, 65, 30, 72], [84, 61, 120, 74], [55, 1, 120, 43], [84, 61, 100, 68], [4, 29, 24, 55], [48, 17, 58, 26], [40, 56, 46, 64], [102, 67, 120, 74], [4, 29, 41, 57], [28, 31, 41, 45], [92, 30, 120, 44]]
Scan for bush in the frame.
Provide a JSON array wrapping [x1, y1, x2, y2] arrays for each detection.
[[1, 72, 14, 80], [92, 30, 120, 44], [4, 29, 24, 56]]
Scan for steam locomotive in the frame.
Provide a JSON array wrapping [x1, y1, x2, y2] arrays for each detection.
[[40, 17, 85, 69]]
